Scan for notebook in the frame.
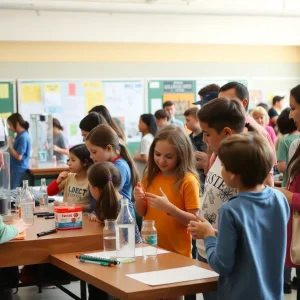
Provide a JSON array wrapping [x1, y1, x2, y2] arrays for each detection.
[[13, 231, 26, 240]]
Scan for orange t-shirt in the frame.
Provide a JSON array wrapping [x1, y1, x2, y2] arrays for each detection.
[[142, 172, 200, 257]]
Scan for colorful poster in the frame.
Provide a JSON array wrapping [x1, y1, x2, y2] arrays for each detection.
[[44, 83, 60, 93], [68, 83, 76, 96], [21, 84, 42, 103], [163, 93, 194, 118], [85, 90, 104, 114], [0, 84, 9, 99], [163, 81, 193, 93], [83, 82, 102, 89], [249, 90, 263, 109], [69, 124, 78, 137]]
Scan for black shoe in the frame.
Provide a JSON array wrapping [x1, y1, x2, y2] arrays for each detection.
[[284, 282, 292, 294], [292, 276, 298, 290]]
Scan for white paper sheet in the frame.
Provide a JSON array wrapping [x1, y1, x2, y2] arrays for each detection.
[[151, 98, 162, 114], [84, 246, 169, 259], [126, 265, 218, 286], [150, 82, 160, 89]]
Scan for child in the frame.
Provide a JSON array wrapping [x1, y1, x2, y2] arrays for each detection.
[[47, 144, 93, 211], [87, 162, 141, 300], [85, 124, 139, 201], [184, 107, 207, 192], [251, 106, 276, 143], [154, 109, 170, 129], [277, 107, 300, 188], [134, 114, 157, 178], [188, 133, 289, 300], [7, 113, 31, 189], [134, 125, 200, 258], [79, 112, 107, 142], [195, 98, 257, 300]]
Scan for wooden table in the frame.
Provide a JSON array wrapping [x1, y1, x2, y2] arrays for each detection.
[[0, 208, 104, 268], [51, 250, 218, 300], [27, 163, 69, 185]]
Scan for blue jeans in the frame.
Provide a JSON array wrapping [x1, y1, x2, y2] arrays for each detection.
[[198, 254, 218, 300], [10, 169, 26, 190]]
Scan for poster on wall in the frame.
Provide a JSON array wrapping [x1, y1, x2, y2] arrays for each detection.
[[249, 90, 263, 110]]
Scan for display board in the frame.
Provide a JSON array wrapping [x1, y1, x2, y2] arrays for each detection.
[[17, 79, 145, 146], [0, 80, 16, 119]]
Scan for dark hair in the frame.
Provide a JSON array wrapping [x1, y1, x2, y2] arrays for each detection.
[[218, 133, 273, 188], [163, 101, 174, 108], [140, 114, 157, 136], [154, 109, 170, 121], [198, 84, 220, 98], [53, 118, 63, 131], [79, 112, 107, 132], [219, 82, 249, 111], [145, 125, 199, 191], [88, 162, 120, 221], [7, 113, 29, 131], [184, 107, 199, 118], [69, 144, 93, 170], [89, 105, 125, 141], [277, 108, 297, 135], [197, 98, 255, 134], [86, 124, 139, 190], [272, 96, 284, 106], [257, 103, 269, 112], [287, 84, 300, 179]]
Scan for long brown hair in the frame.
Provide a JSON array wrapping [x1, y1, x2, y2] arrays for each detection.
[[88, 162, 120, 221], [287, 84, 300, 179], [86, 124, 139, 190], [7, 113, 29, 131], [145, 125, 199, 191]]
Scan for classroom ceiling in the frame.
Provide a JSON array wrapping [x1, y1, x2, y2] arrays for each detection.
[[1, 0, 300, 16]]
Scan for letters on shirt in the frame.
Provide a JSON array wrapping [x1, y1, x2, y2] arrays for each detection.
[[66, 186, 88, 200]]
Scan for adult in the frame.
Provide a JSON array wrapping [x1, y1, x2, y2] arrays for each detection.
[[163, 101, 184, 128], [79, 112, 107, 142], [52, 118, 69, 163], [193, 91, 219, 106], [218, 81, 276, 187], [7, 113, 31, 189], [268, 96, 285, 127], [197, 83, 220, 102], [89, 105, 126, 142]]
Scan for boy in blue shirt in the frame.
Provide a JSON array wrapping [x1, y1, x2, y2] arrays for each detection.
[[188, 133, 289, 300]]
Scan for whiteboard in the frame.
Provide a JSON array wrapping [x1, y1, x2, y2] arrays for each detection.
[[17, 79, 145, 146]]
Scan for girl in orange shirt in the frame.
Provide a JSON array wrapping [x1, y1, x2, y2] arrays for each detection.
[[134, 125, 200, 259]]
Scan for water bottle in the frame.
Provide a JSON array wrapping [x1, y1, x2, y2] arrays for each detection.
[[103, 219, 117, 258], [141, 220, 158, 258], [39, 178, 48, 210], [116, 199, 135, 262], [20, 180, 34, 225], [13, 187, 22, 214]]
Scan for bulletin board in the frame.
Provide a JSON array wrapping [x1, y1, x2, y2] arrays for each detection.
[[0, 80, 16, 119], [17, 79, 145, 147]]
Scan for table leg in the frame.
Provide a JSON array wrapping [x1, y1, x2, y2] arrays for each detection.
[[80, 280, 87, 300]]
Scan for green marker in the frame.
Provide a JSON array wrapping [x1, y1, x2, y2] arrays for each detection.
[[80, 259, 114, 267]]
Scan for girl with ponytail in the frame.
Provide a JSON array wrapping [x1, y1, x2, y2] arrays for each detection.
[[7, 113, 31, 189]]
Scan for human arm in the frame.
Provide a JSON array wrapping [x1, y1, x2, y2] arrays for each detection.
[[275, 187, 300, 210], [195, 151, 208, 169], [134, 137, 151, 163], [9, 136, 23, 161], [134, 151, 148, 163], [277, 139, 288, 173], [53, 145, 69, 156], [134, 182, 148, 217], [0, 217, 27, 244], [277, 161, 286, 174], [47, 171, 69, 196], [188, 208, 238, 275]]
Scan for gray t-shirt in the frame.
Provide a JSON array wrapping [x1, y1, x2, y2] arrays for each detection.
[[53, 132, 68, 162]]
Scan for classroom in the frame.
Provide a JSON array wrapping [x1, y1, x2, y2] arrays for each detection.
[[0, 1, 300, 299]]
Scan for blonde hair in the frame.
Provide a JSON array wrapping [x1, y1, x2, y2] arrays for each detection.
[[251, 106, 270, 125], [145, 125, 199, 191]]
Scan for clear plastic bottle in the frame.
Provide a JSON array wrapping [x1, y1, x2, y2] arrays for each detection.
[[20, 180, 35, 225], [103, 219, 117, 257], [116, 199, 135, 262], [141, 220, 158, 258], [39, 178, 48, 210], [14, 187, 22, 214]]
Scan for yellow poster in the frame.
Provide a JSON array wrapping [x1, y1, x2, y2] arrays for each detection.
[[0, 112, 12, 119], [163, 93, 195, 117], [0, 84, 9, 99], [44, 83, 60, 93], [85, 90, 104, 114], [83, 82, 102, 89], [21, 84, 42, 103]]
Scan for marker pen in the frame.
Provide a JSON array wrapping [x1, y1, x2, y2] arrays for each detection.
[[37, 229, 57, 237]]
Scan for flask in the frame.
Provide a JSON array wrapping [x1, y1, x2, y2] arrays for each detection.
[[115, 199, 135, 262], [141, 220, 158, 258]]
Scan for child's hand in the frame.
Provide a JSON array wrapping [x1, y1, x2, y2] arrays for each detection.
[[187, 216, 215, 239], [88, 213, 101, 223], [133, 182, 145, 202], [57, 171, 69, 184], [13, 219, 28, 234], [195, 151, 208, 162], [145, 188, 171, 212]]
